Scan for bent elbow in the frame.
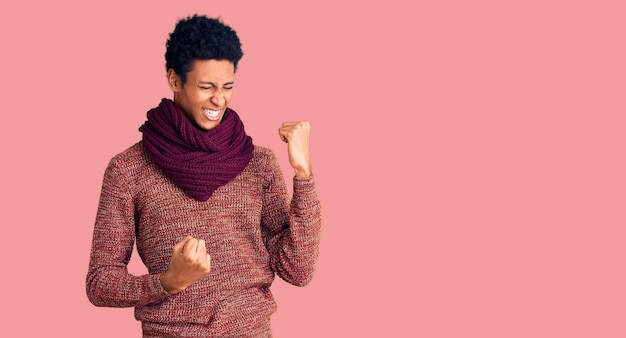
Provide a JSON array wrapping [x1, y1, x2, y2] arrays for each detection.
[[85, 273, 113, 307], [281, 266, 316, 287], [86, 282, 106, 307], [291, 275, 313, 287]]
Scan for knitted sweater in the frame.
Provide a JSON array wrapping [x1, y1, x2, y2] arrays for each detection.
[[86, 142, 321, 337]]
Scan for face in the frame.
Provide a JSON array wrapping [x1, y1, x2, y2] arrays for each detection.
[[168, 59, 235, 131]]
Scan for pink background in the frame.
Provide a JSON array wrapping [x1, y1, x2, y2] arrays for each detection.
[[1, 0, 624, 337]]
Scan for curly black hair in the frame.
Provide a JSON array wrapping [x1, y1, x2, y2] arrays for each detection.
[[165, 15, 243, 85]]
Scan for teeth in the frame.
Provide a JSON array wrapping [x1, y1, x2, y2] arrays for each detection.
[[203, 108, 220, 117]]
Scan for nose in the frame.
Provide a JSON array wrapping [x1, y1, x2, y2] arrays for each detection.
[[210, 88, 225, 107]]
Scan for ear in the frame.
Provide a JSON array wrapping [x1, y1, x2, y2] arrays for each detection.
[[167, 68, 182, 92]]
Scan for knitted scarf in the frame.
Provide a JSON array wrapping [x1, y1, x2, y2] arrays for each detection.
[[139, 98, 254, 201]]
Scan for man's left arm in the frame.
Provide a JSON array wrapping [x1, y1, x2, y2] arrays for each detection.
[[263, 121, 321, 286]]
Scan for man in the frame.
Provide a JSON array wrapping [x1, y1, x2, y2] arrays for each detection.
[[86, 15, 321, 337]]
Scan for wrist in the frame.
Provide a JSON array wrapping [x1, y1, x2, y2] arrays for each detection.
[[294, 167, 312, 178], [159, 272, 185, 295]]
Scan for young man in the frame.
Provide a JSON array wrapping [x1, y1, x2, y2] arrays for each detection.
[[86, 15, 321, 337]]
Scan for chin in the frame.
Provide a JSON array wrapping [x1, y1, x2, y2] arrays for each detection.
[[200, 121, 221, 131]]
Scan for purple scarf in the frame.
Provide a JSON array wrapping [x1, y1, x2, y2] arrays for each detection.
[[139, 98, 254, 201]]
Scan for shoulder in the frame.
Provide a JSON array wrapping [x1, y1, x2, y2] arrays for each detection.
[[243, 145, 282, 181], [252, 145, 275, 159], [250, 145, 280, 168], [106, 141, 152, 175], [102, 142, 163, 198], [109, 141, 148, 164], [110, 142, 144, 162]]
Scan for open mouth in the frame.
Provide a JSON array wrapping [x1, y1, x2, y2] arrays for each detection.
[[202, 108, 221, 120]]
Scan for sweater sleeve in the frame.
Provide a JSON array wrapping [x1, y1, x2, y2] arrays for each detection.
[[86, 158, 170, 307], [261, 151, 322, 287]]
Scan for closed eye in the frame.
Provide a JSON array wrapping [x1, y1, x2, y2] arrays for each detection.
[[197, 81, 234, 90]]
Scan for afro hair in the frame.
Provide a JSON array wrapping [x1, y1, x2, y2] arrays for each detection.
[[165, 15, 243, 85]]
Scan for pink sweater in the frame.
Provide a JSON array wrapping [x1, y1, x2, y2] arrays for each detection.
[[86, 142, 321, 337]]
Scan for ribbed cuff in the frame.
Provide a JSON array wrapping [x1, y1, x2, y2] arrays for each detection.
[[148, 273, 172, 300], [293, 175, 316, 194]]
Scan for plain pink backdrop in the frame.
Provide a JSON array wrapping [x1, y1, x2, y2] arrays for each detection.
[[1, 0, 624, 337]]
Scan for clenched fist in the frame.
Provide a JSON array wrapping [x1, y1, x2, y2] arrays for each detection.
[[278, 121, 313, 178], [159, 235, 211, 294]]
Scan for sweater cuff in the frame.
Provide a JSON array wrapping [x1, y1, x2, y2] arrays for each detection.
[[149, 274, 172, 300], [293, 175, 316, 194]]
